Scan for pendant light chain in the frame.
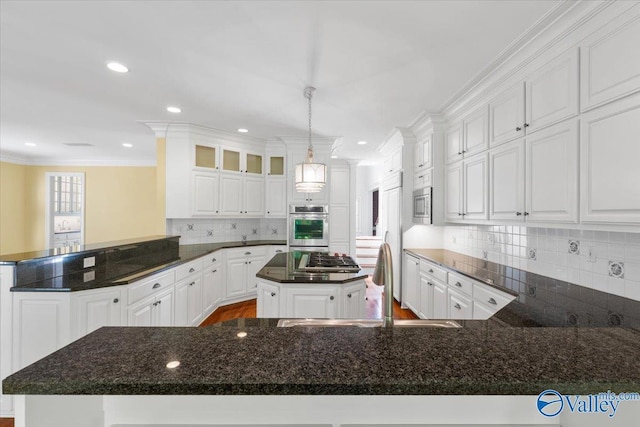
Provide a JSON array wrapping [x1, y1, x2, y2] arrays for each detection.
[[305, 86, 316, 162]]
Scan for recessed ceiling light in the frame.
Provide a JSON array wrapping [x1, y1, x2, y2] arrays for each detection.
[[106, 62, 129, 73], [122, 143, 133, 148], [166, 106, 182, 113], [237, 128, 248, 133], [25, 142, 36, 147], [357, 140, 368, 145]]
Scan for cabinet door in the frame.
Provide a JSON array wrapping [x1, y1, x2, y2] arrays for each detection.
[[432, 281, 448, 319], [74, 288, 123, 338], [174, 279, 190, 327], [265, 177, 286, 217], [463, 105, 489, 156], [419, 275, 433, 319], [246, 255, 265, 294], [202, 265, 222, 317], [245, 150, 263, 175], [445, 124, 463, 164], [402, 254, 420, 314], [257, 281, 281, 318], [127, 296, 154, 327], [219, 173, 243, 216], [580, 95, 640, 224], [267, 154, 286, 176], [285, 286, 338, 318], [221, 147, 241, 173], [580, 13, 640, 111], [192, 172, 219, 216], [386, 187, 402, 301], [445, 161, 463, 221], [244, 176, 264, 215], [342, 281, 365, 319], [330, 167, 350, 204], [490, 140, 525, 221], [525, 48, 579, 133], [526, 120, 578, 223], [329, 205, 349, 248], [187, 276, 203, 326], [463, 153, 489, 220], [448, 290, 473, 320], [225, 258, 247, 298], [194, 143, 219, 170], [415, 135, 432, 171], [154, 288, 174, 327], [490, 83, 525, 146]]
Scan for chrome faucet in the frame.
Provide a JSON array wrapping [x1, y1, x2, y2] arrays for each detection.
[[372, 242, 394, 327]]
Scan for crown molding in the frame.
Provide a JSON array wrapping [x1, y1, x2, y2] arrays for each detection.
[[0, 151, 156, 167], [0, 152, 30, 165], [138, 121, 268, 145]]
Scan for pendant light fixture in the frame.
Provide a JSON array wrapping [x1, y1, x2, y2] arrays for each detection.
[[295, 86, 327, 193]]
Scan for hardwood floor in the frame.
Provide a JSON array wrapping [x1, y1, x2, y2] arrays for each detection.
[[0, 278, 415, 427]]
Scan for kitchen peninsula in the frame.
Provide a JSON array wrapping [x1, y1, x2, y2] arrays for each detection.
[[256, 251, 368, 318]]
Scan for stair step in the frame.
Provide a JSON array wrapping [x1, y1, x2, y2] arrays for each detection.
[[356, 254, 379, 259]]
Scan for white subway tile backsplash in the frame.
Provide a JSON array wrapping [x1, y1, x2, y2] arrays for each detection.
[[607, 276, 625, 297], [625, 262, 640, 282], [167, 218, 287, 245], [626, 280, 640, 300], [610, 232, 626, 244], [626, 232, 640, 246]]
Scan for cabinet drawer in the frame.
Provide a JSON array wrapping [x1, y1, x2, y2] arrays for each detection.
[[414, 169, 433, 189], [419, 260, 447, 283], [473, 283, 515, 311], [176, 259, 203, 282], [449, 289, 473, 320], [202, 251, 222, 268], [447, 273, 473, 297], [128, 271, 175, 305], [226, 246, 267, 260]]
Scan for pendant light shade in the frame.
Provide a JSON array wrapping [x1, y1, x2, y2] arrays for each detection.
[[295, 87, 327, 193]]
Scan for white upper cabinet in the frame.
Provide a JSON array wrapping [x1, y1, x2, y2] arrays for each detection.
[[192, 172, 219, 216], [525, 120, 579, 223], [383, 147, 403, 174], [194, 143, 220, 171], [580, 12, 640, 111], [445, 161, 463, 221], [525, 48, 579, 134], [489, 140, 525, 221], [414, 134, 432, 171], [462, 105, 490, 157], [265, 177, 286, 217], [219, 173, 243, 216], [463, 153, 489, 221], [580, 94, 640, 224], [489, 83, 526, 147], [445, 123, 464, 164], [221, 146, 264, 175]]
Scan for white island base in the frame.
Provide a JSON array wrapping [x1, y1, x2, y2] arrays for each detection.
[[257, 278, 366, 319], [14, 394, 640, 427]]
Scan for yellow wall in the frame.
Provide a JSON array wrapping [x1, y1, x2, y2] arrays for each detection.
[[0, 162, 28, 254], [0, 140, 167, 255]]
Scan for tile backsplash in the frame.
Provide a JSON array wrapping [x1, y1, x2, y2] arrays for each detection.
[[167, 218, 287, 245], [443, 226, 640, 302]]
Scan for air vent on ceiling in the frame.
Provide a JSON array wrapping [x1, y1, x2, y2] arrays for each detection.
[[63, 143, 94, 147]]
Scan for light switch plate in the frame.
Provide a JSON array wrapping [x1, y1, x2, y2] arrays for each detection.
[[83, 256, 96, 268]]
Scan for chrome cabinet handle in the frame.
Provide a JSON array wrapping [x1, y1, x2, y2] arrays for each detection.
[[113, 298, 119, 303], [152, 283, 161, 289], [454, 303, 461, 310], [455, 282, 462, 287], [488, 298, 497, 305], [189, 267, 195, 273]]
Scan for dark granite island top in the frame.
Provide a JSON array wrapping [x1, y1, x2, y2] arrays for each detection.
[[4, 321, 640, 396], [257, 251, 368, 284]]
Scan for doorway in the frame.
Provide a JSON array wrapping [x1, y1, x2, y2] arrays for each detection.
[[45, 172, 85, 249]]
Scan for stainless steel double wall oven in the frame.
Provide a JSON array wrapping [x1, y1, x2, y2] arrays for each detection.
[[288, 205, 329, 251]]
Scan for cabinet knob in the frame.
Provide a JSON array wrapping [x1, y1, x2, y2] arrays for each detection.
[[428, 282, 433, 286], [524, 123, 530, 128], [462, 150, 467, 154], [267, 211, 270, 214], [455, 282, 462, 287], [429, 269, 434, 273], [275, 250, 282, 253], [240, 211, 243, 214], [458, 213, 463, 216], [189, 281, 195, 286], [516, 126, 522, 132], [418, 175, 424, 179], [245, 251, 251, 255], [418, 163, 424, 167], [330, 296, 334, 300], [158, 300, 162, 305], [457, 152, 462, 155], [271, 292, 276, 297], [524, 212, 529, 216], [152, 283, 161, 289], [488, 298, 497, 305], [454, 303, 461, 310], [248, 261, 252, 264], [516, 212, 522, 216], [113, 298, 119, 303], [212, 269, 217, 273], [153, 301, 158, 307], [189, 267, 195, 273], [216, 210, 219, 213], [347, 293, 352, 298], [212, 258, 217, 262]]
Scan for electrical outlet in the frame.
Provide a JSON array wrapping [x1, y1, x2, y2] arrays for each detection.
[[83, 256, 95, 268], [587, 247, 596, 263]]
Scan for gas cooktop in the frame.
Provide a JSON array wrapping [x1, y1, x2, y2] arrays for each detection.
[[297, 252, 361, 273]]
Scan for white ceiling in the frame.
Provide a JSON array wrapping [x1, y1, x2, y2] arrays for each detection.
[[0, 0, 563, 165]]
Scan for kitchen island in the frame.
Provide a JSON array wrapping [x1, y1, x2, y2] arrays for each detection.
[[256, 251, 368, 318]]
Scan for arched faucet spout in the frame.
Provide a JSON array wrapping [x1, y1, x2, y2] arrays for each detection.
[[372, 243, 394, 327]]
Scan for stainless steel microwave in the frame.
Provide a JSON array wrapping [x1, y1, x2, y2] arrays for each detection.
[[413, 187, 432, 224]]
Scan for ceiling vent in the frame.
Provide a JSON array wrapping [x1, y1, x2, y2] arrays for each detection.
[[63, 143, 95, 147]]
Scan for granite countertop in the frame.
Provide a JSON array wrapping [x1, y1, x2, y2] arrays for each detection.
[[404, 249, 640, 328], [4, 321, 640, 396], [10, 240, 286, 292], [257, 252, 368, 284]]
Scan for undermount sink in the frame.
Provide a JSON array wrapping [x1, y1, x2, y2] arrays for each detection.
[[276, 318, 462, 328]]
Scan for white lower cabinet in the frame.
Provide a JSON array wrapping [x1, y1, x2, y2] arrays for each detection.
[[224, 247, 267, 300], [127, 287, 174, 327], [202, 260, 223, 319], [342, 281, 365, 319], [432, 280, 449, 319], [402, 253, 420, 313], [71, 286, 125, 340], [256, 281, 280, 318], [448, 289, 473, 320], [285, 285, 339, 318], [175, 275, 203, 327]]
